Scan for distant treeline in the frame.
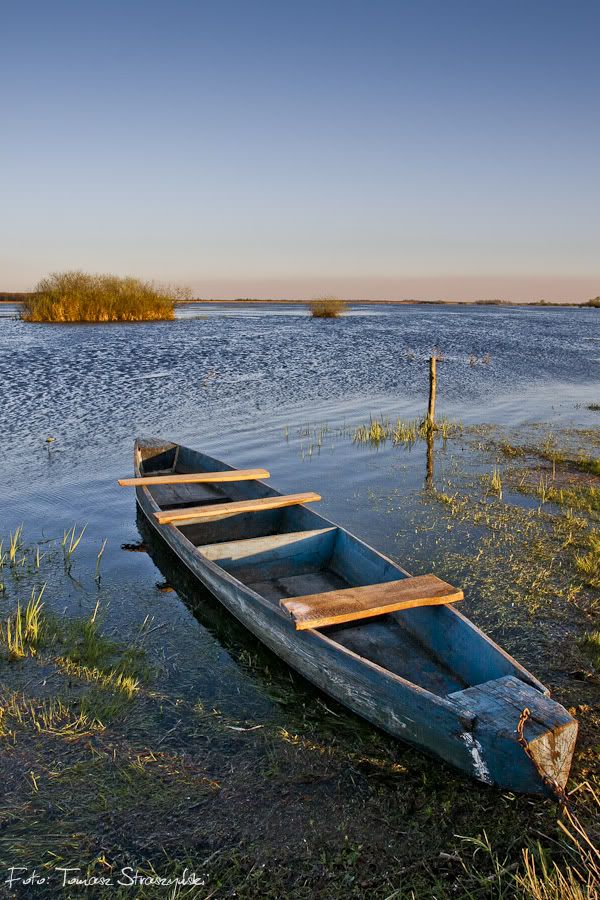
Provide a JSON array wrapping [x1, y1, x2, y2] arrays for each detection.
[[190, 296, 600, 308]]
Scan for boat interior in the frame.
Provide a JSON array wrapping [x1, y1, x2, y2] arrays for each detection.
[[132, 441, 542, 701]]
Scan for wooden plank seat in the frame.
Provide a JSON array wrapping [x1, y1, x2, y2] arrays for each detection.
[[119, 468, 270, 487], [280, 573, 463, 631], [154, 492, 321, 525]]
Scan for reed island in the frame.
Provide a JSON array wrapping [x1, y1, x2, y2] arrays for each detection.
[[21, 271, 184, 323]]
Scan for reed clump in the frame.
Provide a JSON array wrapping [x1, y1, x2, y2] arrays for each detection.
[[353, 416, 462, 447], [0, 525, 24, 567], [308, 296, 347, 318], [354, 417, 393, 445], [22, 271, 186, 323], [490, 466, 503, 499], [1, 586, 46, 659]]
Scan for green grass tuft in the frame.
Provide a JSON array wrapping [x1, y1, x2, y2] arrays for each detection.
[[1, 585, 46, 659], [578, 631, 600, 670], [354, 417, 392, 445], [55, 657, 140, 698], [353, 416, 461, 447], [574, 531, 600, 588]]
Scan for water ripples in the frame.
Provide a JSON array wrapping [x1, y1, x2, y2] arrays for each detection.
[[1, 305, 597, 474]]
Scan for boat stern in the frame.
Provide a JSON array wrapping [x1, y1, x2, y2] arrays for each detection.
[[525, 716, 578, 794], [449, 675, 578, 797]]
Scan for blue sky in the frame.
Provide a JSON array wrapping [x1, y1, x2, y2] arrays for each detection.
[[2, 1, 599, 300]]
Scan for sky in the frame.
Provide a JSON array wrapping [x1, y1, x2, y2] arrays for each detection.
[[2, 0, 599, 301]]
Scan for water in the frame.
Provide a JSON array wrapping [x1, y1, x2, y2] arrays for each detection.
[[1, 300, 597, 605], [0, 302, 595, 662], [1, 301, 596, 500], [1, 302, 598, 880]]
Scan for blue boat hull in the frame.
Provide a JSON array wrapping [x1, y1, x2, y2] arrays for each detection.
[[131, 438, 578, 797]]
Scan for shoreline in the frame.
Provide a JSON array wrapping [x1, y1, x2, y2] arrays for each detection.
[[178, 297, 588, 309], [1, 297, 595, 309]]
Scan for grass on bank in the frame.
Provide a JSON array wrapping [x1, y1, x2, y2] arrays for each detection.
[[21, 271, 188, 323], [308, 296, 347, 318], [0, 516, 598, 898], [574, 531, 600, 589], [578, 631, 600, 670]]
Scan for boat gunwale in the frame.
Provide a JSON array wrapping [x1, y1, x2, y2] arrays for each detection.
[[133, 439, 547, 713]]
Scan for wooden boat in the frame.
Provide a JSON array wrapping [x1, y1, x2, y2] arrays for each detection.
[[121, 437, 578, 797]]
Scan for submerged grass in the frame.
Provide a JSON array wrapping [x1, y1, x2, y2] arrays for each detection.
[[58, 598, 117, 667], [0, 540, 148, 696], [428, 444, 600, 620], [0, 690, 106, 740], [22, 270, 184, 323], [55, 657, 140, 697], [495, 436, 600, 479], [520, 481, 600, 517], [353, 415, 462, 446], [53, 602, 150, 688]]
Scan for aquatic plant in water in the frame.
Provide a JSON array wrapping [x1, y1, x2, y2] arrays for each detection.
[[8, 525, 23, 565], [21, 270, 187, 323], [353, 416, 461, 447], [487, 467, 503, 499], [61, 523, 86, 570], [2, 584, 46, 659], [308, 296, 347, 318], [95, 538, 107, 581], [354, 417, 392, 445]]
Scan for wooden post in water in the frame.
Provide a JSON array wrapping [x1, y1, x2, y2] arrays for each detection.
[[426, 356, 437, 431], [426, 429, 434, 486]]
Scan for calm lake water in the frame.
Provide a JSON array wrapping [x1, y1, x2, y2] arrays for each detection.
[[1, 302, 598, 726]]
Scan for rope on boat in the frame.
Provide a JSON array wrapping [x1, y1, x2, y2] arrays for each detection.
[[516, 706, 568, 806]]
